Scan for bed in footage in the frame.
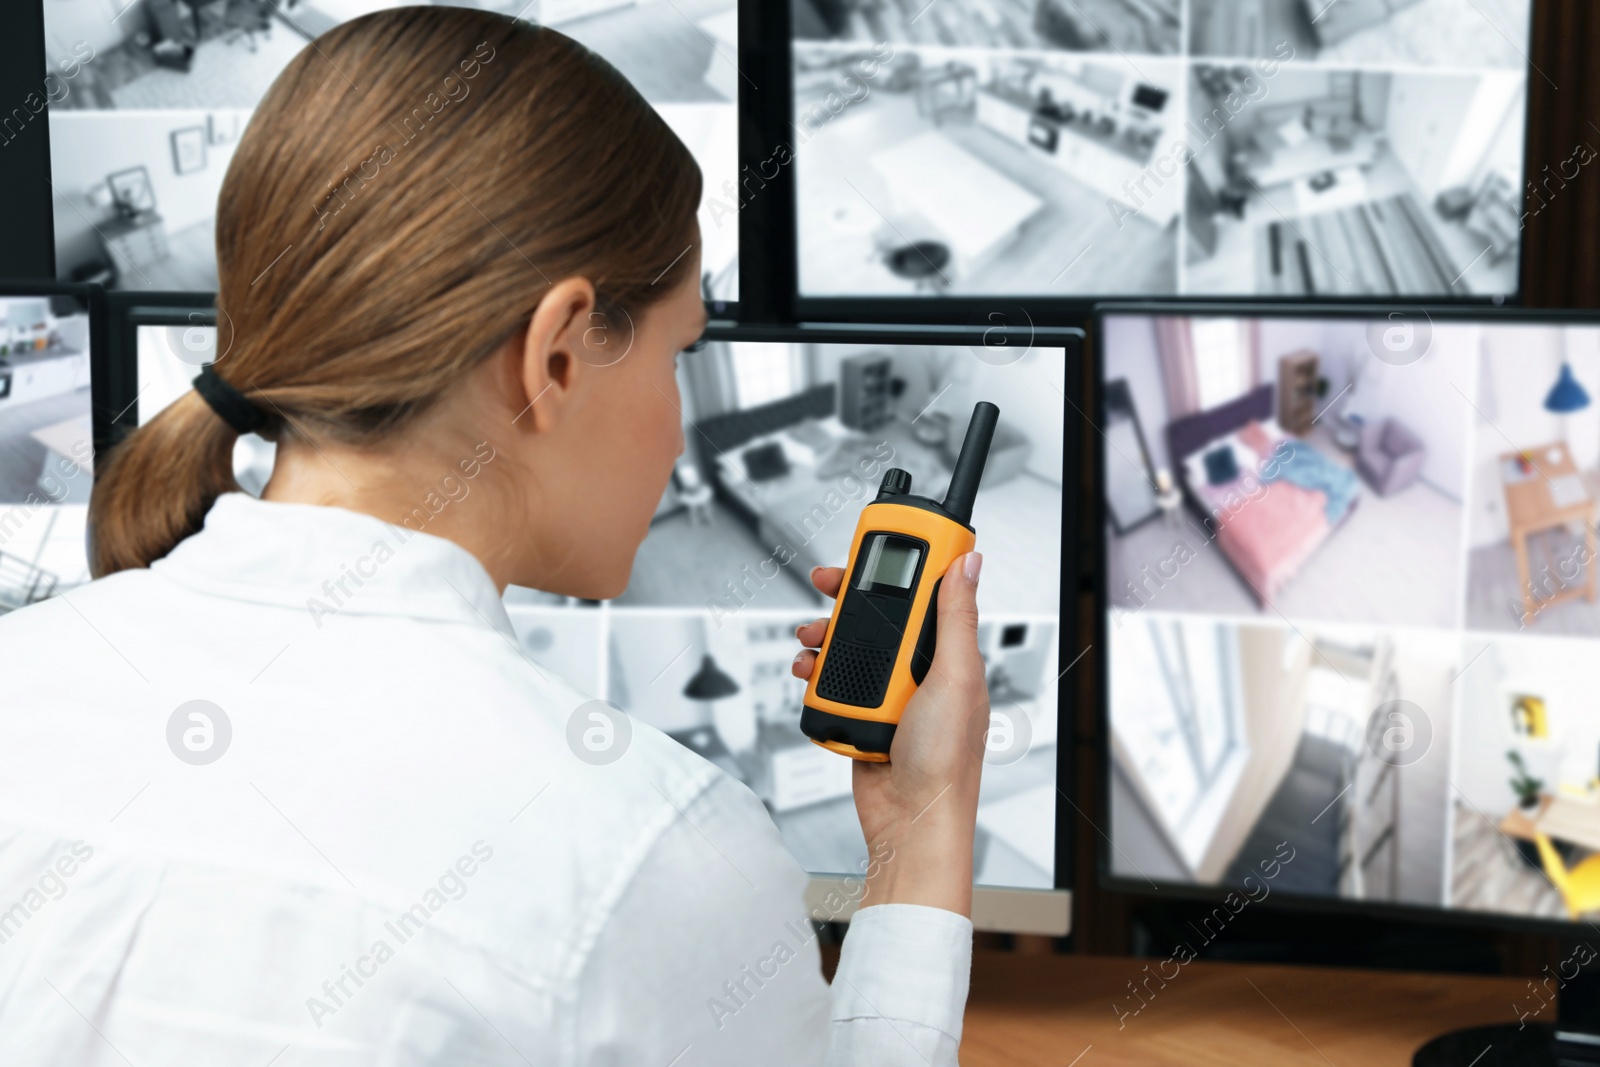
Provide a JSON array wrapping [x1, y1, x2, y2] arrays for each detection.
[[1100, 313, 1474, 630]]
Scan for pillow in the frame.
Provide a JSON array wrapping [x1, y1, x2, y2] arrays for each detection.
[[1183, 431, 1259, 490], [742, 441, 790, 482], [1204, 445, 1240, 486]]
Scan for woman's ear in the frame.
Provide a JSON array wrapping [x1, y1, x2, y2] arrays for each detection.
[[515, 277, 597, 432]]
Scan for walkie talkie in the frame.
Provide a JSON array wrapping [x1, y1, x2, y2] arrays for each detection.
[[801, 401, 1000, 762]]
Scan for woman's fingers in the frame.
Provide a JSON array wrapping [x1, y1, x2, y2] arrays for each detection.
[[795, 617, 830, 648], [791, 647, 818, 679], [793, 566, 845, 678], [809, 565, 845, 599]]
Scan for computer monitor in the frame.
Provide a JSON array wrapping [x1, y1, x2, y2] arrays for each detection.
[[42, 0, 740, 306], [0, 281, 105, 615], [109, 311, 1078, 933], [787, 0, 1531, 306], [1093, 302, 1600, 934]]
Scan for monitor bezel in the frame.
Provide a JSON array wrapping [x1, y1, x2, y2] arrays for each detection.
[[1088, 299, 1600, 939]]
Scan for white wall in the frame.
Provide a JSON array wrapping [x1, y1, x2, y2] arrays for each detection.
[[1101, 314, 1170, 472], [49, 109, 246, 276], [43, 0, 138, 67], [1454, 637, 1600, 818], [1468, 325, 1600, 548], [1386, 71, 1509, 201], [1391, 631, 1458, 906], [1355, 322, 1479, 501], [949, 346, 1066, 487], [1440, 72, 1525, 193], [658, 103, 739, 293]]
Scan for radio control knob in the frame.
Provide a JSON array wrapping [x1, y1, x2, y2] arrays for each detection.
[[878, 468, 913, 497]]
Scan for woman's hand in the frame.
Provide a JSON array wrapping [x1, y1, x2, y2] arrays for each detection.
[[792, 552, 989, 917]]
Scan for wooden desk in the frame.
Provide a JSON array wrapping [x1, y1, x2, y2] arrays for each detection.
[[1499, 793, 1600, 853], [955, 953, 1521, 1067], [1502, 442, 1597, 623]]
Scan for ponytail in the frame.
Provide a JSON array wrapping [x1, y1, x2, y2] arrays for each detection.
[[90, 391, 246, 576], [87, 8, 701, 575]]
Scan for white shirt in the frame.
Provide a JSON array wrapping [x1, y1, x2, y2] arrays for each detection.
[[0, 494, 971, 1065]]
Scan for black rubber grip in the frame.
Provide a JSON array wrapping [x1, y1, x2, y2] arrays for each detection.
[[801, 705, 896, 755], [910, 577, 940, 685]]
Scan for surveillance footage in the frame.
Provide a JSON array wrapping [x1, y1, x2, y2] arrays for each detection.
[[44, 0, 739, 300], [1102, 311, 1600, 924], [0, 294, 94, 614], [792, 0, 1531, 298]]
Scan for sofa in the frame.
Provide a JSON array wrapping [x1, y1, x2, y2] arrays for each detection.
[[1356, 417, 1427, 496]]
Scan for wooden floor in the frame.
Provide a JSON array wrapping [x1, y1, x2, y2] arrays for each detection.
[[1465, 530, 1600, 637], [1450, 801, 1566, 921], [0, 390, 92, 504]]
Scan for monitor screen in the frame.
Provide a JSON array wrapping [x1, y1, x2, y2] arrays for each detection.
[[131, 324, 1069, 889], [45, 1, 739, 302], [791, 1, 1530, 300], [1099, 308, 1600, 928], [0, 292, 95, 612]]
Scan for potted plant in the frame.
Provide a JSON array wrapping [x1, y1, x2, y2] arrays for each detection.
[[1508, 750, 1545, 867], [1509, 750, 1544, 809]]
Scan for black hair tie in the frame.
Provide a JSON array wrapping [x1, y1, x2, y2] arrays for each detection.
[[194, 365, 267, 435]]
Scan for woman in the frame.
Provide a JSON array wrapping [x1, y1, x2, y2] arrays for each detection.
[[0, 9, 989, 1064]]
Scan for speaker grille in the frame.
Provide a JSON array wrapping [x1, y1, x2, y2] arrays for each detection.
[[816, 640, 895, 708]]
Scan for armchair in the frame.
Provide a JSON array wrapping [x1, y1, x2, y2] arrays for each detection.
[[1356, 417, 1426, 496]]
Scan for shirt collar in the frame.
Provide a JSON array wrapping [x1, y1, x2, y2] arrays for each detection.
[[151, 493, 515, 638]]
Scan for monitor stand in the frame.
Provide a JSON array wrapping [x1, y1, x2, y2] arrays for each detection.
[[1412, 1024, 1557, 1066], [1415, 970, 1600, 1067]]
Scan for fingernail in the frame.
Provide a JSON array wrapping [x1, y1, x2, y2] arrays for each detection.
[[809, 565, 822, 580], [964, 551, 983, 584], [793, 651, 806, 665]]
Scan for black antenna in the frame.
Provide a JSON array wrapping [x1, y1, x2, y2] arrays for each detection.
[[941, 402, 999, 525]]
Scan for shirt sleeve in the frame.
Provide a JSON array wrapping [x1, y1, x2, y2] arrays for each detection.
[[566, 771, 971, 1067]]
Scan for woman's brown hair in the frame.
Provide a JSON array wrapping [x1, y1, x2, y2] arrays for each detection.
[[89, 7, 702, 576]]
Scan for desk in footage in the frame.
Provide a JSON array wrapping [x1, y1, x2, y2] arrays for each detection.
[[820, 951, 1524, 1067]]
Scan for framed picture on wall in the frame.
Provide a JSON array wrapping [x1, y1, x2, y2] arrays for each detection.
[[171, 126, 207, 175], [106, 167, 156, 216]]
